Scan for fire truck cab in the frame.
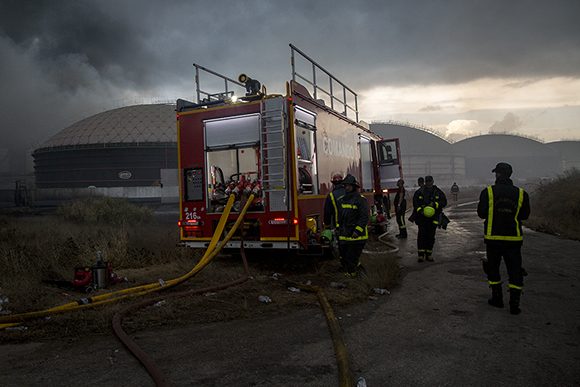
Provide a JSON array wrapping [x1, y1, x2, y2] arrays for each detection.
[[177, 45, 402, 253]]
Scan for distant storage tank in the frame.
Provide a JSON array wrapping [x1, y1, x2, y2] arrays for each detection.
[[453, 134, 561, 183], [371, 122, 465, 187], [33, 104, 177, 202]]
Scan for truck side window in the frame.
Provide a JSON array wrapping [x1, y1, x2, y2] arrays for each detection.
[[359, 136, 373, 191], [296, 127, 318, 194], [379, 141, 397, 165]]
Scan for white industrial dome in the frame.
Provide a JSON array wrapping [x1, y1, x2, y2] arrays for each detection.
[[39, 104, 176, 149]]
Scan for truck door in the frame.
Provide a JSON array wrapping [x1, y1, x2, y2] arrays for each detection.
[[377, 138, 402, 191]]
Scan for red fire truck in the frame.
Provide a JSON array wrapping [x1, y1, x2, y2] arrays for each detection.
[[177, 44, 402, 252]]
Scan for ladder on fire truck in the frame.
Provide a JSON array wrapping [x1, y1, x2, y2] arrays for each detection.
[[260, 98, 287, 193]]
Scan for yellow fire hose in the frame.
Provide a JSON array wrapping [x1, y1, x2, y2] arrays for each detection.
[[288, 281, 354, 387], [3, 193, 360, 387], [0, 194, 254, 329]]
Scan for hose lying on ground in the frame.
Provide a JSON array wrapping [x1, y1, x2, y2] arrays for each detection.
[[376, 230, 400, 254], [0, 194, 254, 328], [288, 281, 354, 387], [112, 243, 251, 387]]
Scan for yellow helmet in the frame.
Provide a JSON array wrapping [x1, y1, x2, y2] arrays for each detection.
[[423, 206, 436, 218], [321, 229, 333, 243]]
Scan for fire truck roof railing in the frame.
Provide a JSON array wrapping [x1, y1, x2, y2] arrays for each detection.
[[290, 44, 359, 122], [193, 63, 246, 104]]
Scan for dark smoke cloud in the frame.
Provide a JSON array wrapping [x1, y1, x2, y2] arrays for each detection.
[[1, 0, 579, 171]]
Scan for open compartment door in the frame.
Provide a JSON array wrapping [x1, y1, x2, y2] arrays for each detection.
[[377, 138, 402, 192]]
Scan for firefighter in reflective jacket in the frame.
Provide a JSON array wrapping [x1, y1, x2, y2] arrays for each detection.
[[323, 173, 345, 231], [334, 174, 369, 277], [413, 175, 447, 262], [477, 162, 530, 315]]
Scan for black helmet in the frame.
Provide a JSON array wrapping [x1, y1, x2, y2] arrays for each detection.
[[342, 174, 360, 188], [492, 162, 513, 177]]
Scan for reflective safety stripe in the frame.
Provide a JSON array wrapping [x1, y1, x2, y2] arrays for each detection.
[[488, 280, 502, 285], [425, 249, 432, 253], [338, 224, 369, 241], [484, 185, 524, 242], [486, 186, 494, 237], [330, 192, 340, 228], [341, 203, 358, 209], [400, 225, 406, 229], [433, 220, 439, 225], [418, 249, 425, 253], [355, 226, 364, 233], [435, 202, 439, 209], [339, 235, 368, 241], [508, 283, 523, 290], [484, 235, 524, 241], [514, 188, 524, 238]]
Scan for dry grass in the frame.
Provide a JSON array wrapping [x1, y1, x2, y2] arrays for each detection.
[[0, 199, 189, 314], [0, 201, 399, 342], [57, 197, 153, 225], [525, 169, 580, 240]]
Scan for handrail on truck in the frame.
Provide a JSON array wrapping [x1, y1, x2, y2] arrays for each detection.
[[290, 43, 359, 123], [193, 63, 246, 104]]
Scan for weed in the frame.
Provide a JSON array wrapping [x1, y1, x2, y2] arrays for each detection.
[[525, 168, 580, 240], [57, 197, 153, 225], [0, 203, 399, 342]]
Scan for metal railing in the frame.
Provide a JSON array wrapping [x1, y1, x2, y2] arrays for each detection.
[[193, 63, 246, 103], [290, 44, 359, 122]]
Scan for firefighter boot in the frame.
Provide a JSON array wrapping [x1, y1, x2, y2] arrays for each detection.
[[488, 284, 504, 308], [509, 288, 522, 315]]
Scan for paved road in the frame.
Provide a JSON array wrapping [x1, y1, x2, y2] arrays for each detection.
[[1, 202, 579, 386], [346, 201, 580, 386]]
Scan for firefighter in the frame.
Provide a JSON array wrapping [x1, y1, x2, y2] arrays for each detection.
[[323, 172, 346, 231], [451, 182, 459, 201], [413, 175, 447, 262], [477, 162, 530, 315], [335, 174, 369, 278], [408, 177, 424, 224], [394, 179, 407, 239], [322, 173, 345, 261]]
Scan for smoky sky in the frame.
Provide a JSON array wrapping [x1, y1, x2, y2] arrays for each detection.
[[1, 0, 579, 169]]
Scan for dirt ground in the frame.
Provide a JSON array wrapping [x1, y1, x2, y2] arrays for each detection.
[[0, 235, 398, 344], [2, 200, 579, 386]]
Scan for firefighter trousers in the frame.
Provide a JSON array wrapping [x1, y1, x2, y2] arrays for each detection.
[[417, 222, 437, 257], [396, 211, 407, 237], [339, 241, 365, 274], [486, 243, 524, 288]]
